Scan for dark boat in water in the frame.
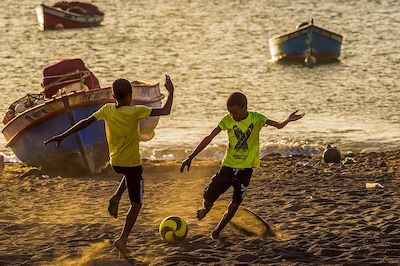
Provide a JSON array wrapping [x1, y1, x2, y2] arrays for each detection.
[[269, 19, 343, 65], [35, 1, 104, 30], [2, 59, 163, 174]]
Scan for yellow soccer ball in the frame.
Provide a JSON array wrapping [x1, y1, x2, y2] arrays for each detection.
[[159, 216, 188, 244]]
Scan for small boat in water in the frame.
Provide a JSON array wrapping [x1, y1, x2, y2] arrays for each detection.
[[269, 19, 343, 65], [35, 1, 104, 30], [2, 59, 163, 174]]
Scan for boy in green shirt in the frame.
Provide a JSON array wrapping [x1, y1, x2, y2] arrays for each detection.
[[180, 92, 304, 239], [45, 76, 174, 256]]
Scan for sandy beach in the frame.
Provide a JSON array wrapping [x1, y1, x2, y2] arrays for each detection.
[[1, 150, 400, 265]]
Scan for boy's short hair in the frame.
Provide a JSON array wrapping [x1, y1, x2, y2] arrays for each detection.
[[227, 92, 247, 107], [112, 79, 132, 100]]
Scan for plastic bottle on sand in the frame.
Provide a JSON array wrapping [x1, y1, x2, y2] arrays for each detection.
[[365, 182, 384, 189]]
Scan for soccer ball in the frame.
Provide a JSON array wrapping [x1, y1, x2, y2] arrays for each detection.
[[159, 216, 188, 244]]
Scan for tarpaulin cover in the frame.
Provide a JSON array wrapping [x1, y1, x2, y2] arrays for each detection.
[[42, 58, 100, 98], [53, 1, 104, 16]]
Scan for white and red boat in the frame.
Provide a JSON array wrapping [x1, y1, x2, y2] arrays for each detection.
[[35, 1, 104, 30]]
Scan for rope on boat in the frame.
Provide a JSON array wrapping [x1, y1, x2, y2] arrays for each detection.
[[43, 69, 90, 90]]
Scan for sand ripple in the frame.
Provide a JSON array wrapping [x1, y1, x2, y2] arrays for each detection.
[[0, 151, 400, 265]]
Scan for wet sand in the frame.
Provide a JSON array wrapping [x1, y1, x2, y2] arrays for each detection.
[[0, 151, 400, 265]]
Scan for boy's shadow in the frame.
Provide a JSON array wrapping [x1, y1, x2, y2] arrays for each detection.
[[16, 165, 121, 180]]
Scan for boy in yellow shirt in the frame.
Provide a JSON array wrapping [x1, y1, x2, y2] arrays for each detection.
[[181, 92, 303, 239], [45, 76, 174, 256]]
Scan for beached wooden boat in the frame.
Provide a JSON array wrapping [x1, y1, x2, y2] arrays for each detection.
[[269, 19, 343, 65], [35, 1, 104, 30], [1, 59, 163, 174]]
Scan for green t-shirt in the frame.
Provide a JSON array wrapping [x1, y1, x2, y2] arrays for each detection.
[[93, 103, 152, 167], [219, 111, 268, 168]]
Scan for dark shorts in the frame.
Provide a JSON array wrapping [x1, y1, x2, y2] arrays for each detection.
[[112, 165, 144, 204], [203, 166, 253, 204]]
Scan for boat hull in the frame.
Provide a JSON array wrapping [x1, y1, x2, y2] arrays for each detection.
[[2, 86, 163, 174], [35, 4, 103, 30], [269, 25, 342, 62]]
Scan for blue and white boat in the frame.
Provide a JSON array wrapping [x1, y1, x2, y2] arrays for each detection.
[[2, 60, 163, 174], [269, 19, 343, 65]]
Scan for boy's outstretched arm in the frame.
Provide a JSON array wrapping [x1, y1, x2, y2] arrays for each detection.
[[266, 110, 304, 129], [150, 75, 174, 117], [180, 126, 222, 172], [43, 116, 97, 147]]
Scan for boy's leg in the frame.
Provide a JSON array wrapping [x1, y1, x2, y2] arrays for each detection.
[[114, 202, 142, 257], [196, 199, 213, 220], [197, 167, 231, 220], [211, 168, 252, 239], [211, 201, 239, 239], [108, 166, 128, 218], [108, 176, 127, 218], [113, 166, 143, 256]]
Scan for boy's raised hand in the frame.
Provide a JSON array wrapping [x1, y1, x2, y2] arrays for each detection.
[[164, 75, 174, 93], [180, 157, 192, 172], [43, 135, 64, 147], [288, 110, 305, 122]]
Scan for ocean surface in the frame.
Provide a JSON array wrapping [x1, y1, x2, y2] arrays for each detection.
[[0, 0, 399, 162]]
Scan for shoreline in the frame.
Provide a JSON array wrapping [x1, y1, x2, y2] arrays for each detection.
[[0, 150, 399, 265], [2, 144, 400, 165]]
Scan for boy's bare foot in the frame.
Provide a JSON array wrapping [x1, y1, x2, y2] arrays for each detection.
[[196, 208, 210, 220], [211, 230, 220, 240], [113, 238, 128, 258], [108, 195, 120, 218]]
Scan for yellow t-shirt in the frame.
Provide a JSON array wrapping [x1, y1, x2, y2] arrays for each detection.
[[93, 103, 152, 167], [219, 112, 268, 168]]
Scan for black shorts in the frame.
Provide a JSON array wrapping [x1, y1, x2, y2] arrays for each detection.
[[112, 165, 144, 204], [203, 166, 253, 204]]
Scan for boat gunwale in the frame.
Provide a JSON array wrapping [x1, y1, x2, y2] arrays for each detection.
[[40, 3, 104, 20], [2, 88, 165, 148], [3, 99, 110, 148], [269, 24, 343, 45]]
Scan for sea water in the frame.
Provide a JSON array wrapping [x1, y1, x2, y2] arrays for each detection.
[[0, 0, 399, 161]]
